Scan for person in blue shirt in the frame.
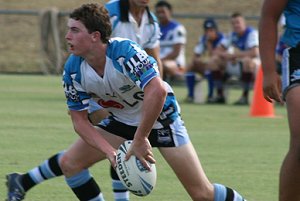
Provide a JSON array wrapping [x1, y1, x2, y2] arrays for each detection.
[[186, 18, 225, 103], [6, 3, 247, 201], [212, 12, 260, 105], [155, 0, 187, 82], [259, 0, 300, 200]]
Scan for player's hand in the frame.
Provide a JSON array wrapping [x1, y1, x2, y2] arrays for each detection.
[[106, 150, 117, 169], [263, 71, 284, 104], [125, 138, 156, 171]]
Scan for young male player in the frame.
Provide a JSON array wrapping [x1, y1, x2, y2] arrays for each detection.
[[6, 3, 247, 201]]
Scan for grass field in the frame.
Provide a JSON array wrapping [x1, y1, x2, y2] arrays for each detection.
[[0, 74, 289, 201]]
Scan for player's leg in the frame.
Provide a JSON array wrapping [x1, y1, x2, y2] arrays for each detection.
[[157, 118, 245, 201], [60, 128, 126, 201], [159, 143, 213, 200], [279, 87, 300, 201], [159, 143, 246, 201], [97, 118, 135, 201], [234, 57, 256, 105], [110, 166, 130, 201], [206, 55, 227, 104], [6, 152, 65, 201], [162, 60, 185, 81], [89, 104, 129, 201]]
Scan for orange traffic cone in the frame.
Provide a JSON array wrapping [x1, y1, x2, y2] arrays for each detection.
[[250, 67, 275, 117]]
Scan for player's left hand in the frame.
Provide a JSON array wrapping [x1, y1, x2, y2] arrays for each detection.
[[263, 70, 283, 104], [125, 138, 156, 171]]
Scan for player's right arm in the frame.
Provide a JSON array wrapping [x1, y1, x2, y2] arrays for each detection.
[[69, 109, 116, 166], [63, 55, 116, 166], [259, 0, 288, 103]]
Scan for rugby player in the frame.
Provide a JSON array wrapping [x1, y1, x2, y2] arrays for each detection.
[[186, 18, 225, 103], [259, 0, 300, 200], [6, 3, 247, 201], [212, 12, 260, 105]]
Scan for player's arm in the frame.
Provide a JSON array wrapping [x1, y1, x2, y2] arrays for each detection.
[[259, 0, 287, 103], [129, 76, 167, 169], [145, 46, 163, 78], [259, 0, 287, 74], [70, 109, 117, 166], [214, 45, 233, 60]]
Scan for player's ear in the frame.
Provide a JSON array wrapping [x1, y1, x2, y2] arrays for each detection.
[[91, 31, 101, 42]]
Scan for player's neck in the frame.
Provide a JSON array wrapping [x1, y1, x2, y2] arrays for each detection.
[[129, 6, 146, 25], [160, 19, 170, 26], [85, 44, 106, 76]]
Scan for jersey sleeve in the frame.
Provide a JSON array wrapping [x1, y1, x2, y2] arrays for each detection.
[[173, 24, 187, 45], [246, 30, 259, 49], [123, 42, 159, 90], [62, 55, 91, 111], [194, 36, 205, 55], [220, 34, 232, 50]]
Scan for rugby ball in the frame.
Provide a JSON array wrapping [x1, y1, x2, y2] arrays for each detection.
[[115, 140, 157, 196]]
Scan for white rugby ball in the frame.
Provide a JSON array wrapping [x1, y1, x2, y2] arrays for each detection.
[[115, 140, 157, 196]]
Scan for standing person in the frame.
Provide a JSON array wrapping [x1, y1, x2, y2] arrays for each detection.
[[186, 18, 225, 103], [155, 0, 187, 82], [105, 0, 163, 76], [259, 0, 300, 200], [211, 12, 260, 105], [6, 3, 247, 201]]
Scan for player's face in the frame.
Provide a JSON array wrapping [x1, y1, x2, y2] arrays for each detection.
[[65, 19, 94, 56], [205, 28, 218, 41], [155, 6, 171, 24], [129, 0, 149, 8], [231, 16, 246, 36]]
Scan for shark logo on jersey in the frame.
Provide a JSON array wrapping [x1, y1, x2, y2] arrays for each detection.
[[98, 99, 124, 109], [291, 69, 300, 82]]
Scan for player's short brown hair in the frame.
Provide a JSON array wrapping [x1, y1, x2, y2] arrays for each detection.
[[70, 3, 112, 43]]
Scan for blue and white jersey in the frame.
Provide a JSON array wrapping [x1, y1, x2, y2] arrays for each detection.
[[282, 0, 300, 47], [159, 20, 186, 66], [221, 27, 258, 51], [194, 32, 224, 55], [63, 38, 180, 128], [105, 0, 160, 49]]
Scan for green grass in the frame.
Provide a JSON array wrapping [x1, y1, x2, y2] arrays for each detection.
[[0, 74, 289, 201]]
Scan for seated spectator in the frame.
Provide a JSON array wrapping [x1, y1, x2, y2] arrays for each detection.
[[212, 12, 260, 105], [186, 18, 225, 103], [155, 0, 187, 82]]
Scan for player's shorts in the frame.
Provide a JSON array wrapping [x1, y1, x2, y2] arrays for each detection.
[[225, 58, 261, 78], [98, 116, 190, 147], [282, 45, 300, 100], [226, 61, 243, 78]]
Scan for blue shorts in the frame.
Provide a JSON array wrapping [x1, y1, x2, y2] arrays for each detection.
[[282, 45, 300, 100], [98, 116, 190, 147]]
